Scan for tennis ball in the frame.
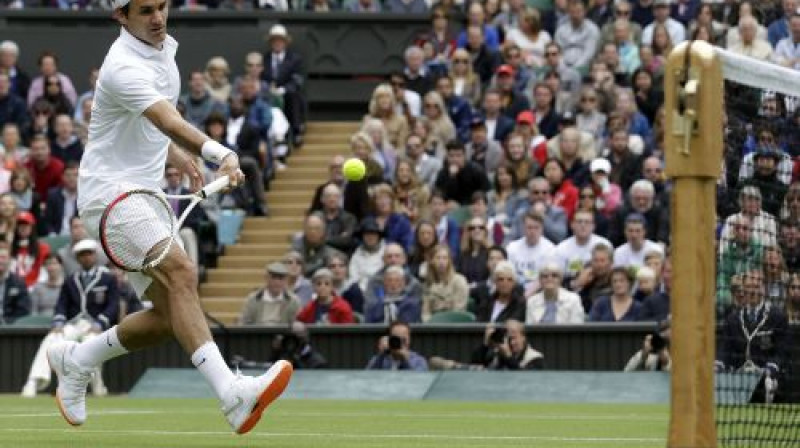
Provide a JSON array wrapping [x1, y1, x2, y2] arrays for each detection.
[[342, 158, 366, 181]]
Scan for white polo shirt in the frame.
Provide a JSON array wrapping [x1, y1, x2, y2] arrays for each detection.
[[78, 27, 181, 210]]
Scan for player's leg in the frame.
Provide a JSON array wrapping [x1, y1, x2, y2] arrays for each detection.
[[143, 244, 293, 434]]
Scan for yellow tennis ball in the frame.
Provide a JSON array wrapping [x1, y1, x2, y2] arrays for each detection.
[[342, 158, 366, 181]]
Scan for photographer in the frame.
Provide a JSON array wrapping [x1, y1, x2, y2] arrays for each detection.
[[624, 318, 672, 372], [365, 321, 428, 371], [268, 321, 328, 370], [470, 319, 544, 370]]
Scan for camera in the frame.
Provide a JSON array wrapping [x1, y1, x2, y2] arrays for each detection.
[[489, 328, 507, 345], [388, 335, 403, 351]]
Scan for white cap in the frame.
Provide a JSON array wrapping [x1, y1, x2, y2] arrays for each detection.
[[590, 158, 611, 174], [268, 24, 290, 40], [73, 239, 99, 255]]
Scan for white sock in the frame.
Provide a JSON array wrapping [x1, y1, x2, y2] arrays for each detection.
[[191, 341, 235, 399], [73, 326, 129, 368]]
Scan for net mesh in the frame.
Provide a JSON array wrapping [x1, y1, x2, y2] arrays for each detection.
[[714, 47, 800, 447], [100, 191, 175, 271]]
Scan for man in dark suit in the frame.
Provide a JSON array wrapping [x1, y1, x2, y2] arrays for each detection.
[[481, 89, 515, 143], [0, 245, 30, 324], [717, 269, 789, 403], [164, 165, 206, 266], [262, 24, 306, 146], [22, 239, 117, 398], [0, 40, 31, 99], [45, 162, 79, 236]]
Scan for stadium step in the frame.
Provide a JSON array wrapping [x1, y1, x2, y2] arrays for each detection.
[[226, 243, 292, 256], [206, 269, 264, 283], [304, 121, 360, 134], [201, 120, 360, 324], [200, 282, 260, 298]]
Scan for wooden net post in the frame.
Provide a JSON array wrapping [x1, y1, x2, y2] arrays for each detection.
[[664, 40, 722, 448]]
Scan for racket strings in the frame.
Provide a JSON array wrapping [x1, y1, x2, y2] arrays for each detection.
[[102, 191, 175, 271]]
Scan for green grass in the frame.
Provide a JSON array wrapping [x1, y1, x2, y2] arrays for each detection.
[[0, 396, 668, 448]]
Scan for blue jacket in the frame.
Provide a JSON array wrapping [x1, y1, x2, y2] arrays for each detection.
[[768, 18, 790, 47], [373, 213, 413, 253], [628, 112, 652, 141], [0, 272, 30, 324], [0, 92, 28, 131], [365, 287, 422, 324], [441, 216, 461, 257], [52, 267, 119, 331], [445, 95, 473, 143], [245, 97, 273, 141], [457, 25, 501, 51], [491, 114, 516, 143], [44, 187, 77, 236], [588, 296, 642, 322]]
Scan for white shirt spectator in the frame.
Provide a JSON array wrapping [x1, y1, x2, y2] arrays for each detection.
[[555, 20, 600, 69], [505, 28, 552, 68], [719, 211, 778, 253], [553, 234, 612, 279], [506, 236, 555, 290], [526, 287, 585, 324], [641, 18, 686, 46], [78, 27, 180, 209], [729, 39, 774, 61], [349, 241, 385, 291], [773, 37, 800, 70], [613, 240, 663, 271]]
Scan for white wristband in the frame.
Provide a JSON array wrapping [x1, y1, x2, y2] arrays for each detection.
[[201, 140, 235, 164]]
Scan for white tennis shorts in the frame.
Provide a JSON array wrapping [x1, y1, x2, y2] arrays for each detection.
[[80, 190, 183, 299]]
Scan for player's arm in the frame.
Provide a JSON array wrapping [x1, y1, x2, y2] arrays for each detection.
[[143, 100, 244, 186]]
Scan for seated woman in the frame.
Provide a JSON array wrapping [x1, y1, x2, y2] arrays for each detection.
[[296, 268, 354, 324], [30, 254, 64, 317], [589, 267, 642, 322], [408, 220, 438, 280], [525, 263, 585, 324], [457, 215, 491, 286], [12, 211, 50, 288], [422, 245, 469, 322], [327, 251, 366, 315], [368, 184, 414, 253]]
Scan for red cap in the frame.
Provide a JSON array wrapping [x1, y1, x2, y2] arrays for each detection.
[[17, 211, 35, 225], [496, 64, 515, 76], [516, 110, 535, 125]]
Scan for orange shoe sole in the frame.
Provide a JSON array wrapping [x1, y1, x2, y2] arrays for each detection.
[[235, 360, 294, 435]]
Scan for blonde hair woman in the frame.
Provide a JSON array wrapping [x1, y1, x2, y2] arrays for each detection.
[[364, 83, 409, 150], [450, 48, 482, 107], [422, 91, 456, 149], [422, 244, 469, 321], [350, 132, 385, 185], [361, 118, 397, 181], [504, 7, 552, 68], [204, 56, 231, 103], [393, 157, 430, 225]]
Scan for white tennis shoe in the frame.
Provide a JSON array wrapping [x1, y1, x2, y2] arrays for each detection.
[[220, 360, 293, 435], [47, 341, 94, 426]]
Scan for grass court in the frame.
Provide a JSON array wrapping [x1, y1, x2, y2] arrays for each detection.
[[0, 396, 667, 448]]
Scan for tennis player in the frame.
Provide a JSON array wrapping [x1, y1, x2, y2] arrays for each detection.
[[46, 0, 293, 435]]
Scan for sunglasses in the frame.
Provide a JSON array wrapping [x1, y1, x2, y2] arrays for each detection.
[[531, 190, 550, 195], [580, 193, 595, 199], [468, 225, 485, 231], [453, 59, 469, 64], [496, 277, 514, 282], [545, 51, 559, 57], [616, 9, 630, 15]]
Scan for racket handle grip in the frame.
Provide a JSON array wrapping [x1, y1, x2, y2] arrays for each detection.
[[201, 176, 231, 198]]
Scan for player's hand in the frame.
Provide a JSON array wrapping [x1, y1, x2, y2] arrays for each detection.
[[170, 148, 204, 192], [218, 153, 245, 188]]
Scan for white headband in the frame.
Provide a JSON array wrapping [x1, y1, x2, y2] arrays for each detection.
[[108, 0, 131, 9]]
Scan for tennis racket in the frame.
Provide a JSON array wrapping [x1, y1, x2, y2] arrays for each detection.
[[99, 176, 231, 272]]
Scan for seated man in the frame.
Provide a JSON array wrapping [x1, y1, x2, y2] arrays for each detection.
[[58, 216, 108, 277], [262, 25, 306, 146], [296, 268, 355, 324], [21, 239, 117, 398], [239, 262, 300, 325], [470, 319, 544, 370], [315, 183, 357, 254], [0, 245, 30, 324], [365, 321, 428, 371], [292, 213, 336, 278], [44, 162, 79, 237], [365, 265, 422, 324]]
